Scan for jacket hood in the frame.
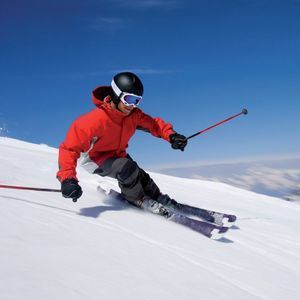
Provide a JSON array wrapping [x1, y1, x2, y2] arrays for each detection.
[[92, 85, 134, 123], [92, 86, 113, 108]]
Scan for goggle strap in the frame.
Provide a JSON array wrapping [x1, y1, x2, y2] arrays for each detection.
[[111, 79, 122, 97]]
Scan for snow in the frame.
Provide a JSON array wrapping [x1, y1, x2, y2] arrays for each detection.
[[0, 137, 300, 300]]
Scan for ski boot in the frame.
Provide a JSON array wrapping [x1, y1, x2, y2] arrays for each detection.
[[156, 194, 181, 211], [141, 196, 173, 218]]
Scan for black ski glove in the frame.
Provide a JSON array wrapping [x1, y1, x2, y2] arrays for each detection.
[[169, 133, 188, 151], [61, 178, 83, 201]]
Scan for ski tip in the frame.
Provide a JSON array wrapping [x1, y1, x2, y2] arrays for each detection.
[[228, 215, 237, 223], [218, 226, 229, 234], [210, 226, 229, 239], [222, 215, 237, 227]]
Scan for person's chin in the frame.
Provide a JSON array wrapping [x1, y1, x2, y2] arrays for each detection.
[[123, 108, 133, 115]]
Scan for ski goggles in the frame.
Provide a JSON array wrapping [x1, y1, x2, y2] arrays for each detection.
[[119, 93, 142, 107], [111, 79, 142, 107]]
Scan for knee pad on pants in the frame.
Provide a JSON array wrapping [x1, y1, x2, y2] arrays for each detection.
[[117, 160, 140, 186]]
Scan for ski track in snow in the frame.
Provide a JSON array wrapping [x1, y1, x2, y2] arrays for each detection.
[[1, 137, 300, 300]]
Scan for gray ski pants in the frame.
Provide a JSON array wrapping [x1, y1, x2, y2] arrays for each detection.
[[94, 155, 161, 206]]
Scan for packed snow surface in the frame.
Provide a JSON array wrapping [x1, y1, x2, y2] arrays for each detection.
[[0, 137, 299, 300]]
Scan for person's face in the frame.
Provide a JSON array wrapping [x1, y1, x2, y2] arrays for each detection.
[[117, 101, 135, 115]]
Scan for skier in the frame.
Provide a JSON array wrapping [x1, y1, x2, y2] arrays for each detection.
[[57, 72, 188, 216]]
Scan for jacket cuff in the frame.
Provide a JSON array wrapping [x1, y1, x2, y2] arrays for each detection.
[[167, 130, 176, 142], [56, 171, 78, 183]]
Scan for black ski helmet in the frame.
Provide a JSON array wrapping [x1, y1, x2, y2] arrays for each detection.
[[111, 72, 144, 105]]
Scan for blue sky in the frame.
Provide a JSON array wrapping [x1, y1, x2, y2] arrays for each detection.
[[0, 0, 299, 168]]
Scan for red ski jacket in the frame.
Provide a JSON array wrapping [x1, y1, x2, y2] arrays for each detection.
[[57, 86, 175, 182]]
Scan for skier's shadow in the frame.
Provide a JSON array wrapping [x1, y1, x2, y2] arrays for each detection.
[[78, 195, 129, 218], [78, 203, 126, 218]]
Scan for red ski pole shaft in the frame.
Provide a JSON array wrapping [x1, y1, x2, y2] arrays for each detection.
[[0, 184, 61, 193], [187, 108, 248, 140], [0, 184, 80, 203]]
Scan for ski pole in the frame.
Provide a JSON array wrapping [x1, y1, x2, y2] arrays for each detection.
[[0, 184, 61, 192], [187, 108, 248, 140], [0, 184, 79, 203]]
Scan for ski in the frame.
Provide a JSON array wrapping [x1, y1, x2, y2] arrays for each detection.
[[173, 202, 237, 226], [99, 185, 236, 226], [169, 213, 229, 238], [98, 187, 229, 239]]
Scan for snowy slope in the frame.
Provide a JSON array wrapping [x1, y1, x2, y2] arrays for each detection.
[[0, 137, 300, 300]]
